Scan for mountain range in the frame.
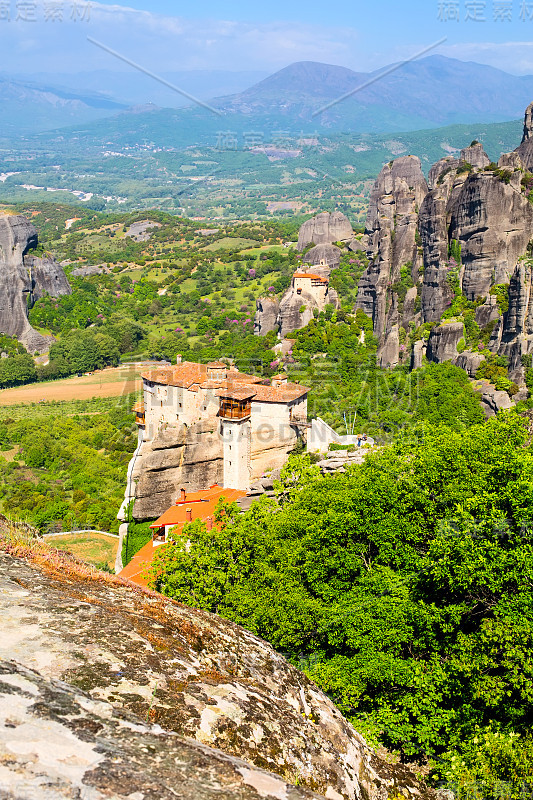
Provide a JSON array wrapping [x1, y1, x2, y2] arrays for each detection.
[[4, 55, 533, 141], [214, 56, 533, 130]]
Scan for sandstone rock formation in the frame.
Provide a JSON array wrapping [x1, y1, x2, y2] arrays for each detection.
[[455, 350, 485, 378], [297, 211, 353, 251], [360, 102, 533, 387], [411, 339, 426, 370], [277, 282, 339, 338], [356, 156, 428, 346], [489, 259, 533, 381], [303, 243, 342, 276], [448, 172, 533, 300], [515, 101, 533, 170], [0, 213, 71, 353], [0, 540, 435, 800], [378, 324, 400, 368], [254, 295, 280, 335], [459, 141, 490, 169], [131, 420, 223, 519], [479, 382, 515, 416], [426, 322, 465, 364]]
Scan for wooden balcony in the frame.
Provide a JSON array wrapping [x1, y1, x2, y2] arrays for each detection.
[[132, 401, 146, 427], [218, 399, 252, 420]]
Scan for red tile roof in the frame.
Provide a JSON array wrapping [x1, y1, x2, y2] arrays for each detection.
[[150, 486, 247, 529], [141, 361, 262, 390], [119, 485, 247, 589], [293, 272, 328, 282], [216, 388, 256, 401], [119, 540, 155, 588], [252, 382, 309, 403]]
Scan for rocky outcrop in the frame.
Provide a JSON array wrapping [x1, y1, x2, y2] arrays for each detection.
[[0, 659, 322, 800], [489, 260, 533, 381], [26, 254, 71, 300], [475, 295, 501, 328], [278, 290, 318, 337], [0, 213, 71, 353], [460, 141, 490, 169], [426, 322, 465, 363], [427, 156, 461, 190], [411, 339, 426, 370], [356, 156, 428, 337], [298, 211, 353, 251], [132, 420, 224, 519], [449, 172, 533, 300], [378, 325, 400, 368], [363, 102, 533, 385], [254, 295, 280, 335], [303, 243, 342, 275], [275, 267, 340, 338], [0, 541, 435, 800], [455, 350, 485, 378], [478, 382, 515, 417], [515, 101, 533, 170]]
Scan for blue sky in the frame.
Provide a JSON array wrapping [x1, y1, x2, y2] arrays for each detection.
[[1, 0, 533, 78]]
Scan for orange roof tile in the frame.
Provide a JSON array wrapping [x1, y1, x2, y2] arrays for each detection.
[[293, 272, 328, 282], [132, 401, 145, 413], [141, 361, 262, 390], [150, 486, 247, 529], [216, 388, 257, 400], [119, 486, 248, 588], [252, 382, 309, 403], [119, 539, 156, 588]]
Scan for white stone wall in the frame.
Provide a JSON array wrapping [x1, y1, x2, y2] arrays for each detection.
[[221, 418, 252, 491], [293, 276, 328, 305], [250, 401, 299, 478]]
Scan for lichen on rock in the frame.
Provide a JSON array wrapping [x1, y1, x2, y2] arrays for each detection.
[[0, 540, 435, 800]]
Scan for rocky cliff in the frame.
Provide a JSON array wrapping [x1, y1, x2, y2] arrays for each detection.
[[355, 156, 428, 366], [130, 420, 224, 519], [0, 535, 435, 800], [277, 282, 340, 338], [0, 213, 71, 353], [298, 211, 353, 251], [355, 102, 533, 387], [254, 295, 280, 335]]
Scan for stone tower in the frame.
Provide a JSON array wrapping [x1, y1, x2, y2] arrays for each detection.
[[218, 389, 254, 491], [221, 416, 252, 491]]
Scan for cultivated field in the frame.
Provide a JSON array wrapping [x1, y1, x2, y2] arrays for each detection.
[[0, 366, 145, 406], [46, 532, 119, 570]]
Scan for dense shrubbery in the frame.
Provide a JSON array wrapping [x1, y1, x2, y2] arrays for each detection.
[[151, 413, 533, 790], [0, 402, 136, 533], [286, 312, 485, 438]]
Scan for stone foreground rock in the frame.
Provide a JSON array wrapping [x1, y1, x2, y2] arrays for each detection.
[[0, 659, 322, 800], [0, 542, 435, 800]]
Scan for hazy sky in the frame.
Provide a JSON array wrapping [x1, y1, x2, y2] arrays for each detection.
[[1, 0, 533, 77]]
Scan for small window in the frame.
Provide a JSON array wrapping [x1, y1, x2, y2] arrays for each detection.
[[297, 288, 302, 295]]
